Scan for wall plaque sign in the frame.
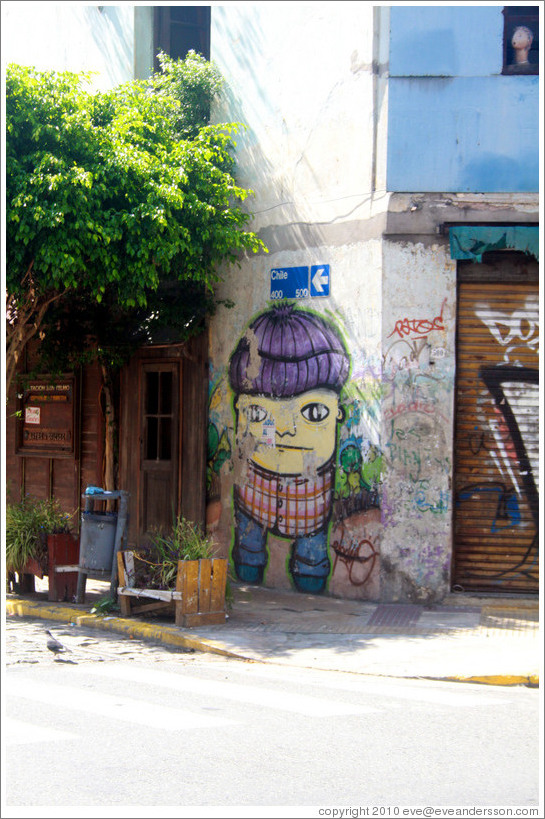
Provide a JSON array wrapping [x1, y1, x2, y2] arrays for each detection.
[[17, 376, 77, 457]]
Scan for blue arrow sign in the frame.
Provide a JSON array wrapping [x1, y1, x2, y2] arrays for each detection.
[[310, 264, 330, 297]]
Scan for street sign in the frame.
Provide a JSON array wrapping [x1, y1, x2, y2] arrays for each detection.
[[270, 265, 331, 300], [310, 264, 330, 297], [270, 266, 309, 300]]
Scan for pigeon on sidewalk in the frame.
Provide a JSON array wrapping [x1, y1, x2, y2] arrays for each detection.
[[45, 629, 72, 657]]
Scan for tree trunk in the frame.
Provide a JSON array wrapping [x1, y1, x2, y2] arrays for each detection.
[[5, 263, 65, 394]]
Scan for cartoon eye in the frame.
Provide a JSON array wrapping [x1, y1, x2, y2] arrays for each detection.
[[301, 402, 330, 422], [245, 404, 268, 423]]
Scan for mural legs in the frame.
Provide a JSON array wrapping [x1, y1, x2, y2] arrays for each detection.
[[232, 505, 268, 583], [233, 504, 330, 592], [288, 530, 330, 593]]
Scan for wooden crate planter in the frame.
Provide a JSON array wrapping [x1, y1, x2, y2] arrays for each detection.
[[48, 533, 80, 602], [117, 550, 227, 627], [8, 535, 79, 598]]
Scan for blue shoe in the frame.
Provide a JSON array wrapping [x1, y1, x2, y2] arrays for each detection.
[[289, 532, 329, 594], [234, 563, 264, 584], [292, 574, 327, 594]]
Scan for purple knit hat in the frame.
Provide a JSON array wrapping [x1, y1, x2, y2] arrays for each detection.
[[229, 304, 350, 397]]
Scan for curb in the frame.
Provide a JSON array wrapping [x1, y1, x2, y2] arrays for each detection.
[[6, 598, 539, 688], [5, 598, 248, 662], [428, 674, 539, 688], [445, 594, 539, 609]]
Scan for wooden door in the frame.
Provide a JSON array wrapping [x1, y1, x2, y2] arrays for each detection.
[[119, 334, 208, 546], [139, 363, 180, 537], [453, 261, 539, 594]]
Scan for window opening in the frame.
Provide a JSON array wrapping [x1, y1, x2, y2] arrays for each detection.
[[144, 370, 173, 461], [502, 6, 539, 74], [154, 6, 211, 70]]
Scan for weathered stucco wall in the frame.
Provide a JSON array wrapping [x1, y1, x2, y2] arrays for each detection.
[[207, 231, 460, 603], [380, 240, 457, 602], [207, 5, 477, 602], [389, 5, 504, 77], [2, 2, 135, 90], [211, 3, 383, 232], [208, 5, 389, 599]]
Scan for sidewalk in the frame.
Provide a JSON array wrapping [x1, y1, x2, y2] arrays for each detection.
[[5, 576, 540, 687]]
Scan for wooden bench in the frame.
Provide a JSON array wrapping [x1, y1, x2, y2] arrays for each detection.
[[117, 550, 227, 627]]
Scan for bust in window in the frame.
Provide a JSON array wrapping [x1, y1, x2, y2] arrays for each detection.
[[506, 25, 535, 74]]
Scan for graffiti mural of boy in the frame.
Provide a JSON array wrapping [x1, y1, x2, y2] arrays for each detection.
[[228, 303, 350, 593]]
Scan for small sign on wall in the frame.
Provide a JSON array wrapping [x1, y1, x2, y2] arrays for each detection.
[[261, 419, 276, 447], [25, 407, 41, 425], [270, 265, 330, 300], [17, 375, 77, 458]]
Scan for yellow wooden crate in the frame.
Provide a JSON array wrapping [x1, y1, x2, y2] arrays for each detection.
[[117, 551, 227, 627]]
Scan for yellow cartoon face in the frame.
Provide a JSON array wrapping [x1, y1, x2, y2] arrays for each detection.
[[235, 389, 343, 475]]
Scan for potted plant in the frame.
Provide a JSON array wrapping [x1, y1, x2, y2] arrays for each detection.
[[6, 496, 75, 593], [117, 516, 228, 626]]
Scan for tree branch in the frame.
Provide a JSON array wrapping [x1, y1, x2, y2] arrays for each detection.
[[5, 273, 68, 393]]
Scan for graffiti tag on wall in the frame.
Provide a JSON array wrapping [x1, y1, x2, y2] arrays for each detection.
[[388, 299, 446, 341]]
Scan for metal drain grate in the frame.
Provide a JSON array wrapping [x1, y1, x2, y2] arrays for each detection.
[[367, 604, 422, 627]]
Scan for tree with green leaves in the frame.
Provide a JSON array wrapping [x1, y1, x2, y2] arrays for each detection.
[[5, 52, 265, 393]]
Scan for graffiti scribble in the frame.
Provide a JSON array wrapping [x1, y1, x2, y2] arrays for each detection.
[[388, 298, 446, 340], [331, 523, 377, 587]]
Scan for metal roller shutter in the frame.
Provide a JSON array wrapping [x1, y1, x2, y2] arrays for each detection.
[[453, 278, 539, 594]]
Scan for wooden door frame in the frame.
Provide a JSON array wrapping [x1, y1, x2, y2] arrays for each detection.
[[119, 333, 208, 547]]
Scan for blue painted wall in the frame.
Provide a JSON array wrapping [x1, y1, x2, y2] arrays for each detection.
[[387, 6, 540, 193]]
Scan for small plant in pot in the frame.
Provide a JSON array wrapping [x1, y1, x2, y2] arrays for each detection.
[[133, 516, 216, 590], [6, 496, 73, 581]]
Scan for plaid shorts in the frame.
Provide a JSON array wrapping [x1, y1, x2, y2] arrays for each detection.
[[234, 460, 334, 537]]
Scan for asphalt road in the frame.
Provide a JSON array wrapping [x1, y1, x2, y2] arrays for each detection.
[[4, 617, 541, 812]]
